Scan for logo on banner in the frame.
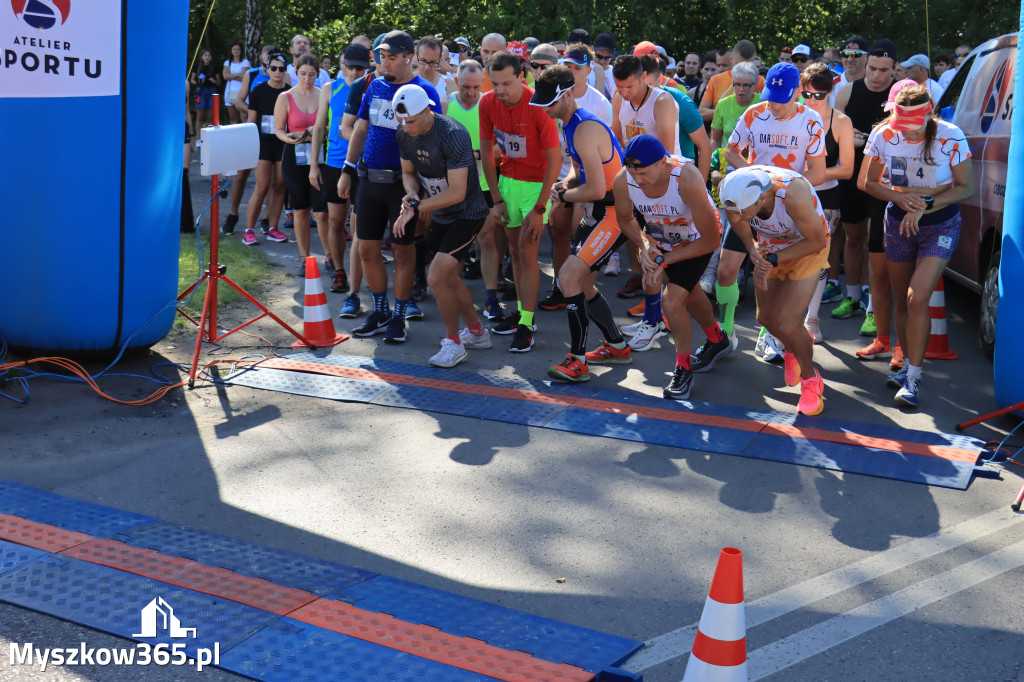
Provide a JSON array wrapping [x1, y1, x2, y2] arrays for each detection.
[[11, 0, 70, 29]]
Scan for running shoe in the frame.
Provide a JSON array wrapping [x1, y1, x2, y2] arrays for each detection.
[[805, 317, 822, 344], [483, 299, 505, 321], [383, 316, 407, 344], [258, 218, 270, 235], [221, 213, 239, 234], [621, 320, 644, 336], [493, 312, 535, 335], [548, 354, 590, 383], [860, 311, 876, 337], [699, 275, 715, 296], [627, 300, 646, 317], [459, 327, 493, 349], [692, 335, 733, 373], [509, 324, 534, 352], [628, 321, 667, 352], [267, 226, 288, 243], [603, 252, 621, 276], [538, 287, 567, 310], [617, 276, 643, 298], [754, 335, 766, 358], [429, 339, 467, 368], [664, 366, 693, 400], [890, 343, 905, 369], [338, 293, 360, 319], [585, 341, 632, 365], [411, 279, 427, 302], [831, 297, 860, 319], [856, 338, 892, 360], [405, 301, 424, 320], [886, 365, 909, 389], [352, 310, 390, 337], [895, 374, 920, 407], [798, 369, 825, 416], [783, 351, 801, 387], [242, 228, 258, 246], [282, 214, 294, 230], [324, 256, 335, 274], [821, 281, 843, 303], [330, 270, 349, 294], [762, 334, 784, 363]]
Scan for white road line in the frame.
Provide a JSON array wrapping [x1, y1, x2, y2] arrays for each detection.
[[623, 508, 1024, 672], [748, 537, 1024, 679]]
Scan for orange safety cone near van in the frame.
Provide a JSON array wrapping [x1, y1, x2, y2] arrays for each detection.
[[924, 276, 958, 360], [292, 257, 349, 348], [682, 547, 747, 682]]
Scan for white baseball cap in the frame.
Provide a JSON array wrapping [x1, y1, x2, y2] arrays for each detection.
[[792, 44, 811, 56], [392, 84, 432, 118], [719, 167, 773, 211]]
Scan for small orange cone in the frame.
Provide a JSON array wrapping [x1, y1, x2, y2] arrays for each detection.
[[924, 276, 958, 360], [292, 257, 349, 348], [683, 547, 747, 682]]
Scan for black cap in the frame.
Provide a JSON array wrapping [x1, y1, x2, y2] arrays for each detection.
[[843, 35, 869, 51], [343, 44, 371, 69], [378, 30, 414, 55], [567, 28, 591, 45], [529, 68, 576, 107], [869, 38, 898, 61], [594, 33, 616, 54]]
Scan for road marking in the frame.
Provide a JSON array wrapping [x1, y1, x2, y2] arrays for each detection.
[[623, 508, 1024, 672], [748, 537, 1024, 679]]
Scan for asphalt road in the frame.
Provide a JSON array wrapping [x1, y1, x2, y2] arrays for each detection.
[[1, 165, 1022, 681]]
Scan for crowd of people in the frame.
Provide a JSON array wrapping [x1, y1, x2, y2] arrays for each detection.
[[187, 28, 976, 415]]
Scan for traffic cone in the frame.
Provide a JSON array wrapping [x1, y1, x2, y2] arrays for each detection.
[[924, 276, 958, 360], [292, 257, 349, 348], [683, 547, 747, 682]]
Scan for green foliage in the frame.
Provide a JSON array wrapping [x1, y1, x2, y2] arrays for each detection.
[[189, 0, 1018, 72]]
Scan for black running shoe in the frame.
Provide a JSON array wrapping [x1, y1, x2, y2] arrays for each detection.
[[221, 213, 239, 234], [330, 269, 349, 294], [509, 324, 534, 352], [492, 312, 536, 335], [352, 310, 391, 337], [539, 287, 568, 310], [664, 366, 693, 400], [691, 336, 734, 374], [383, 316, 407, 344]]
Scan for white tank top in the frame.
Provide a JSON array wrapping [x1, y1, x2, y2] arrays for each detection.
[[628, 156, 721, 249], [618, 85, 681, 155], [746, 165, 828, 251], [728, 102, 825, 174]]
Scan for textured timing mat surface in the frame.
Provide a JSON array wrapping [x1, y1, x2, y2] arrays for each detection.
[[223, 352, 986, 490], [0, 479, 642, 681]]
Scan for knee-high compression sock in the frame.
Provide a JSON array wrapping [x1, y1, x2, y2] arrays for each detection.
[[715, 282, 739, 336], [806, 269, 827, 320], [642, 291, 662, 326], [586, 292, 625, 345], [565, 293, 588, 357]]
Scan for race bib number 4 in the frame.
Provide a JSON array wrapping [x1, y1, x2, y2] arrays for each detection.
[[419, 175, 450, 196], [369, 97, 399, 130], [889, 155, 936, 189], [260, 115, 275, 134], [494, 130, 528, 159]]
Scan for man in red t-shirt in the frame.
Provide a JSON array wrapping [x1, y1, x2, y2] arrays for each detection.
[[479, 51, 561, 352]]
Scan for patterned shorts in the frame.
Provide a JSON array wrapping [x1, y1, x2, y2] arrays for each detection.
[[883, 209, 961, 263]]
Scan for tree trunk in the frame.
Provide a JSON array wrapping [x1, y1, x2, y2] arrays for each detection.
[[244, 0, 262, 65]]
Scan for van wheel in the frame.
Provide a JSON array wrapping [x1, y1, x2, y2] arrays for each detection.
[[979, 250, 999, 360]]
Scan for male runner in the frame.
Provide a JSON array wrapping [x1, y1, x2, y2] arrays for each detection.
[[479, 51, 561, 352], [287, 34, 331, 87], [392, 84, 491, 368], [719, 166, 830, 415], [338, 30, 442, 344]]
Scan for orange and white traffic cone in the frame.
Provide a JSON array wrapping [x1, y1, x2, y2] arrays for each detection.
[[924, 276, 958, 360], [292, 257, 349, 348], [683, 547, 747, 682]]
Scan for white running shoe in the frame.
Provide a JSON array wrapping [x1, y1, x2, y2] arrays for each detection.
[[603, 252, 621, 276], [762, 333, 784, 363], [621, 320, 643, 336], [805, 317, 822, 344], [429, 338, 468, 368], [458, 327, 493, 349], [628, 321, 667, 352], [754, 335, 766, 358]]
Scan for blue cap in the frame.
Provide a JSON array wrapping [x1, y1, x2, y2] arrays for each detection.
[[372, 32, 388, 64], [623, 134, 668, 168], [762, 62, 800, 103]]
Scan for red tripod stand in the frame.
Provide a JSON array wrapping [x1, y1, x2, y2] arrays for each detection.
[[177, 94, 313, 387]]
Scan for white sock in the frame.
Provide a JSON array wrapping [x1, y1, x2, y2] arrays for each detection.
[[846, 284, 860, 300], [807, 275, 826, 319], [906, 363, 923, 380], [866, 295, 874, 313]]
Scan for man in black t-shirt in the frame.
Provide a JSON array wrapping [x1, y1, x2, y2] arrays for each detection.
[[393, 84, 491, 368]]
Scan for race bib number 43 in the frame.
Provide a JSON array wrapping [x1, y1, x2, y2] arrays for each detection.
[[369, 97, 399, 130]]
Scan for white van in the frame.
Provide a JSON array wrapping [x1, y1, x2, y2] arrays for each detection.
[[936, 33, 1015, 357]]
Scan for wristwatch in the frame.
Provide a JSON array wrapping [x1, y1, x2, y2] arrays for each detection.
[[408, 198, 420, 218], [654, 255, 667, 268], [765, 252, 779, 268], [922, 195, 935, 210]]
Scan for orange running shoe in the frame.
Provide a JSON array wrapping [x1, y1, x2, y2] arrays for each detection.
[[857, 337, 892, 360], [547, 354, 590, 382], [628, 300, 646, 317], [889, 343, 905, 369], [585, 342, 632, 365], [783, 351, 801, 387], [798, 369, 825, 416]]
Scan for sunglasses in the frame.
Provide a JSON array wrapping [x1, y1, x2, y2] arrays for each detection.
[[792, 56, 809, 63], [529, 60, 555, 70], [595, 53, 613, 60], [267, 65, 286, 72], [623, 159, 646, 170], [841, 50, 866, 59], [801, 90, 828, 100]]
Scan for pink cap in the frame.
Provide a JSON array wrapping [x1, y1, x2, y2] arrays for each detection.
[[884, 78, 923, 111], [507, 41, 528, 59]]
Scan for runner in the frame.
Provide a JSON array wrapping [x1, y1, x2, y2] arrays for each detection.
[[309, 43, 370, 295], [479, 51, 562, 352], [860, 83, 973, 407], [415, 35, 455, 112], [286, 34, 331, 87], [618, 135, 729, 398], [528, 66, 632, 382], [241, 52, 289, 246], [718, 165, 830, 415], [392, 84, 492, 368], [338, 30, 442, 344]]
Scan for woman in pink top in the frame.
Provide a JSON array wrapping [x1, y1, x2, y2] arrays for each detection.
[[275, 54, 330, 273]]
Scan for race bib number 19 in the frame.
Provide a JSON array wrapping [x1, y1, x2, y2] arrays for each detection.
[[494, 130, 528, 159]]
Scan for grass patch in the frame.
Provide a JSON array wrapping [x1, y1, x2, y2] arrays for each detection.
[[175, 232, 284, 329]]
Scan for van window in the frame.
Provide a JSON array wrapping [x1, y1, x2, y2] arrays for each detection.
[[937, 56, 975, 113]]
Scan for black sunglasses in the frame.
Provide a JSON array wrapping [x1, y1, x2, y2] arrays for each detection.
[[792, 56, 809, 63], [840, 50, 866, 59], [801, 90, 828, 100], [623, 159, 646, 170], [267, 65, 286, 72], [529, 60, 555, 70]]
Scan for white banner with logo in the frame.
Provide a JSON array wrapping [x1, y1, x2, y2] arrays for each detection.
[[2, 0, 121, 97]]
